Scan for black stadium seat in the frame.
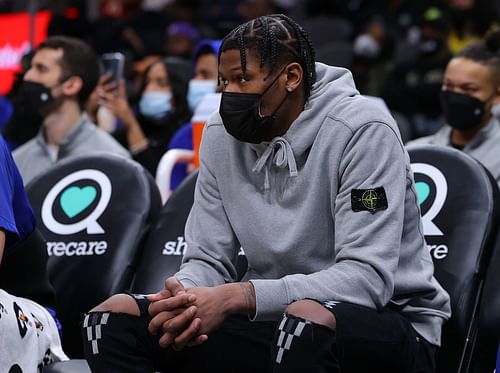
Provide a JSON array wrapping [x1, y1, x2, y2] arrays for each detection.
[[408, 144, 500, 372], [476, 196, 500, 371], [131, 171, 199, 294], [46, 144, 500, 371], [26, 153, 161, 358], [131, 170, 248, 295], [0, 228, 55, 308]]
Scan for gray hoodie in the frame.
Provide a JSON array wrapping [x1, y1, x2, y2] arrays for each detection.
[[13, 114, 130, 185], [407, 117, 500, 188], [176, 63, 451, 346]]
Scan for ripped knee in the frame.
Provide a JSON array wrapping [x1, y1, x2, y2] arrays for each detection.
[[89, 293, 140, 316], [285, 299, 336, 331]]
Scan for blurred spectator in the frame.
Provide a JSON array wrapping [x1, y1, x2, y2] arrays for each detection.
[[1, 52, 43, 151], [407, 30, 500, 187], [168, 38, 221, 190], [382, 6, 452, 139], [164, 21, 199, 60], [13, 36, 130, 185], [47, 0, 91, 40], [98, 57, 191, 175], [187, 39, 221, 111], [300, 1, 353, 48], [163, 0, 218, 40], [87, 0, 168, 60], [351, 17, 395, 96], [444, 0, 499, 54]]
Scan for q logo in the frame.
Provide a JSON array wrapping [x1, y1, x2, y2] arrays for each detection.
[[41, 170, 112, 235], [411, 163, 448, 236]]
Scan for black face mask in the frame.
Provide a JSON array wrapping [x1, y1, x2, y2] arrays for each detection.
[[219, 68, 288, 144], [21, 80, 56, 115], [440, 90, 489, 130]]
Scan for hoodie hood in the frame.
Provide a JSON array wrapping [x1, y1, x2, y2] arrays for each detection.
[[282, 62, 359, 157], [248, 63, 359, 188]]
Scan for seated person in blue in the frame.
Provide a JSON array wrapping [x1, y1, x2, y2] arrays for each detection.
[[168, 39, 222, 190], [0, 134, 67, 370]]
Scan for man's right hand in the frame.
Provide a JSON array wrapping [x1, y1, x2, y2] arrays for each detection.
[[147, 277, 208, 350]]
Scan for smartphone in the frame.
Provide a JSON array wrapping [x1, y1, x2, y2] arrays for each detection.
[[101, 52, 125, 84]]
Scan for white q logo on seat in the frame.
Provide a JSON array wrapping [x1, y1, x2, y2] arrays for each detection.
[[411, 163, 448, 236], [41, 169, 112, 235]]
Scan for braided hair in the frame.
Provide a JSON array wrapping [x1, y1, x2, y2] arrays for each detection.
[[220, 14, 316, 100], [456, 30, 500, 85]]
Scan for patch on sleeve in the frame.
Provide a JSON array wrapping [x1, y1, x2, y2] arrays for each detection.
[[351, 187, 388, 213]]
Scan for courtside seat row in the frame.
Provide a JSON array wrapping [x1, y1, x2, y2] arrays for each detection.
[[35, 145, 500, 372]]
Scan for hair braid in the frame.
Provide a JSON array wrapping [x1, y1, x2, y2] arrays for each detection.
[[220, 14, 317, 99], [238, 22, 249, 78], [259, 17, 270, 70], [275, 14, 316, 95]]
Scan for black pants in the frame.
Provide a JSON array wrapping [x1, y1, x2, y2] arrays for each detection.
[[82, 297, 436, 373]]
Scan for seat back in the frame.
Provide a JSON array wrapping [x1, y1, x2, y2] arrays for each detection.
[[407, 144, 500, 372], [131, 171, 248, 294], [130, 171, 198, 294], [155, 148, 194, 203], [475, 191, 500, 371], [26, 153, 161, 357], [0, 228, 55, 308]]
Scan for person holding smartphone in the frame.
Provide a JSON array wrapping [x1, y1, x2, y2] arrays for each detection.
[[12, 36, 130, 185], [97, 57, 192, 175]]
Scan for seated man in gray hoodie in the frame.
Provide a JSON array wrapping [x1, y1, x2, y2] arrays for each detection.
[[83, 15, 450, 373], [13, 36, 129, 185]]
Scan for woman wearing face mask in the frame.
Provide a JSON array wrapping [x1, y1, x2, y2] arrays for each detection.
[[407, 30, 500, 187], [99, 57, 192, 175], [187, 39, 222, 112], [167, 39, 222, 190]]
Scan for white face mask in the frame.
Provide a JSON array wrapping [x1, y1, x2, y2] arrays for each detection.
[[139, 91, 172, 120], [187, 79, 217, 112]]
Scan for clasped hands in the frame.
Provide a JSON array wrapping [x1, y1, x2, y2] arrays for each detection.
[[146, 277, 232, 351]]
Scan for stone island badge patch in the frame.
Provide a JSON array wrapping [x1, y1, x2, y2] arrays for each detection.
[[351, 187, 388, 213]]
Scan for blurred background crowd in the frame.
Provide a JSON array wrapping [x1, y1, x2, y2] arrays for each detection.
[[1, 1, 500, 365], [1, 0, 500, 164]]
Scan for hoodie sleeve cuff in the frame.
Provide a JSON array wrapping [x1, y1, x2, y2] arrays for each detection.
[[176, 277, 198, 289], [249, 278, 290, 321]]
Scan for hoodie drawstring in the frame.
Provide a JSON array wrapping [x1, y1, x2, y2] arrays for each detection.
[[252, 137, 298, 190]]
